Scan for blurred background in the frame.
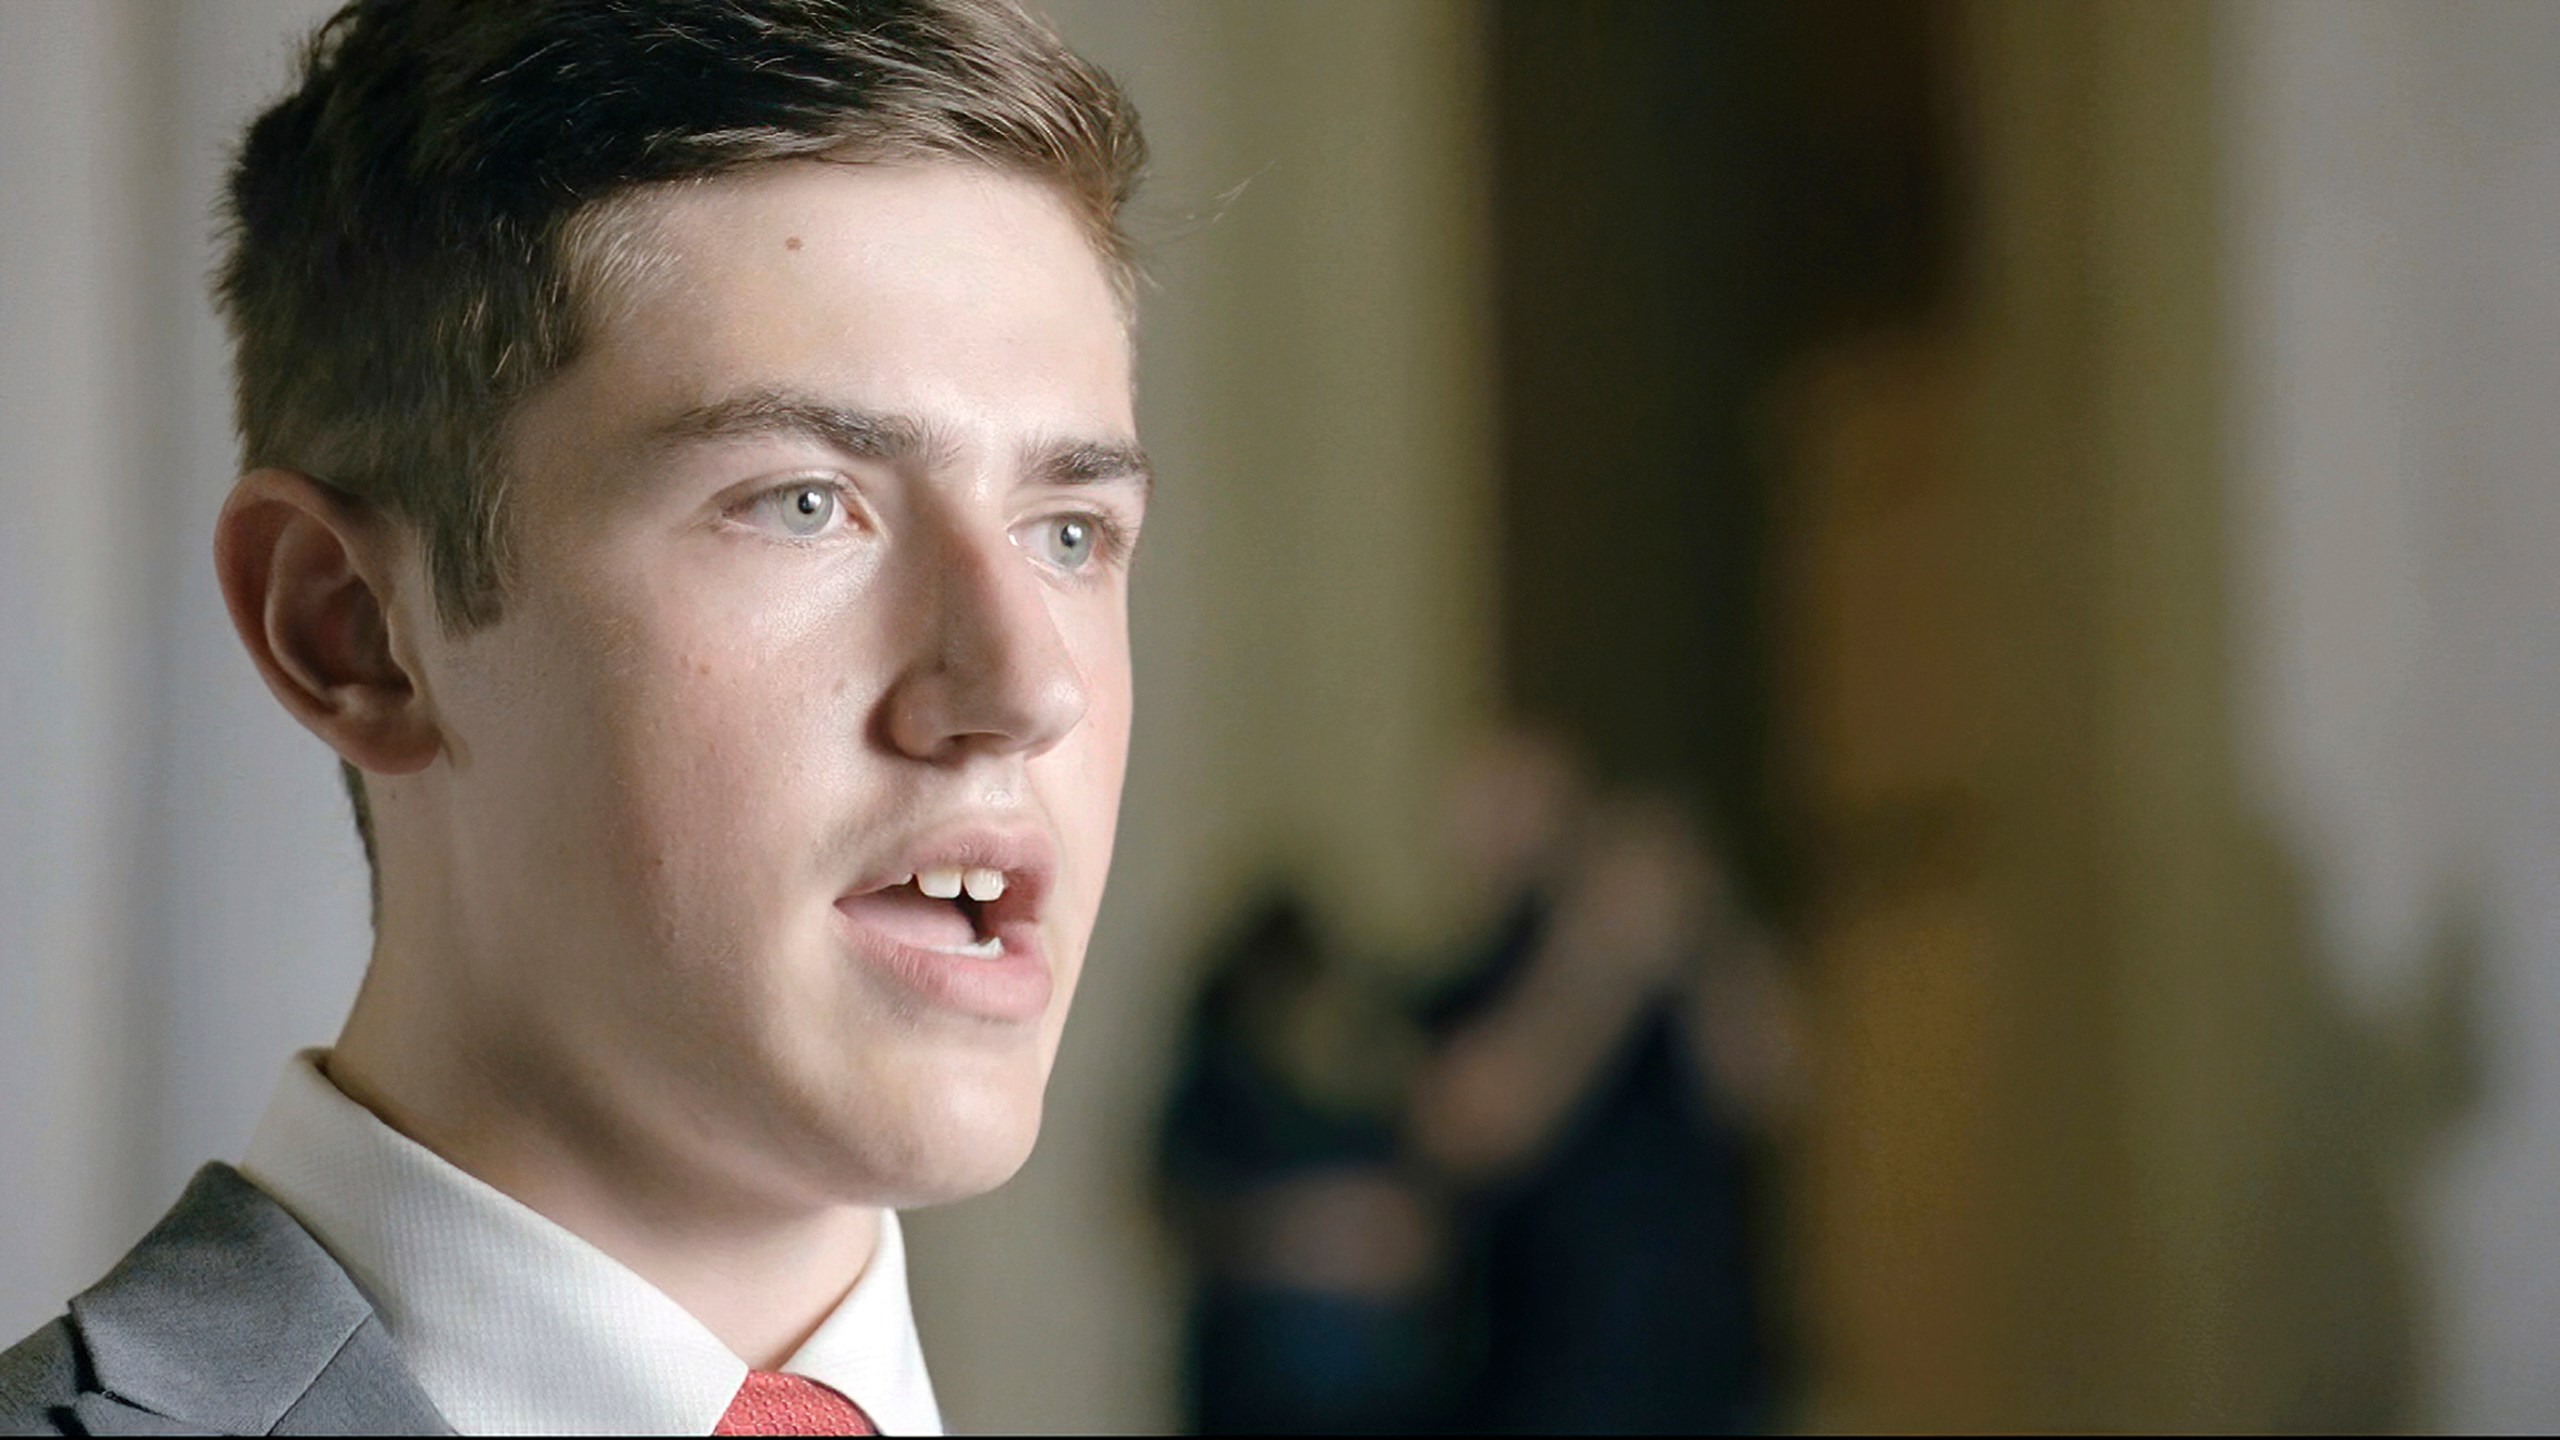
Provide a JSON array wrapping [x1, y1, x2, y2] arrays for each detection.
[[4, 0, 2557, 1431]]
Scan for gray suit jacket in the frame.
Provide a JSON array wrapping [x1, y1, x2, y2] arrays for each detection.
[[0, 1164, 451, 1436]]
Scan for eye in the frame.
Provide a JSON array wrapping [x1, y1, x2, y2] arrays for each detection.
[[1027, 514, 1101, 572], [738, 481, 848, 540]]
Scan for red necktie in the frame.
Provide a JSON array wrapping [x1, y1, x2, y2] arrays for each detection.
[[713, 1371, 879, 1436]]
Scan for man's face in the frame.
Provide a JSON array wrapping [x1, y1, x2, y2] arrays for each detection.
[[405, 162, 1141, 1207]]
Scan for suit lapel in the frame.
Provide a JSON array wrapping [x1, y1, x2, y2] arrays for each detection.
[[65, 1393, 214, 1436], [66, 1164, 450, 1436], [270, 1313, 446, 1436]]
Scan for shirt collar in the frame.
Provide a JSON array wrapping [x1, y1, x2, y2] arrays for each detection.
[[239, 1050, 943, 1436]]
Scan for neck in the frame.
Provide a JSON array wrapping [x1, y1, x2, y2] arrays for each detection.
[[330, 978, 879, 1369]]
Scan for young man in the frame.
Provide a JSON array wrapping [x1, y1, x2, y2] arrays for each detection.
[[0, 1, 1148, 1433]]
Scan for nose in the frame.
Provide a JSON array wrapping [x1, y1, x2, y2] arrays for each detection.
[[877, 517, 1089, 765]]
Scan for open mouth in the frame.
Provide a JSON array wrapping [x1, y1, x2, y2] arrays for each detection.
[[831, 843, 1055, 1021], [836, 867, 1010, 958]]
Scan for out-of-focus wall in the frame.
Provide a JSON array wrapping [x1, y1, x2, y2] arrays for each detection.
[[2226, 2, 2560, 1429], [0, 0, 154, 1337], [0, 0, 357, 1342], [1781, 3, 2559, 1428]]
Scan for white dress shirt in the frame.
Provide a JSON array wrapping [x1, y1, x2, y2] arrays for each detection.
[[237, 1050, 943, 1436]]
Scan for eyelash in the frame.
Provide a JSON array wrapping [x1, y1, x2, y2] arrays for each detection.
[[727, 477, 861, 541], [728, 479, 1139, 571], [1040, 509, 1138, 574]]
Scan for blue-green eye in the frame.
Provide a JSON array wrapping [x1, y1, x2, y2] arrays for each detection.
[[747, 482, 840, 539], [1036, 515, 1097, 570]]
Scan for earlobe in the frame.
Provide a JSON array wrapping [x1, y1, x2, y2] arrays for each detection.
[[213, 468, 441, 776]]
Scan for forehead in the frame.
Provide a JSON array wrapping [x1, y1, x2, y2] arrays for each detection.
[[559, 159, 1135, 451]]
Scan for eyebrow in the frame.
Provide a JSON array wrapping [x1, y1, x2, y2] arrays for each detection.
[[1033, 438, 1154, 495], [652, 389, 1151, 496]]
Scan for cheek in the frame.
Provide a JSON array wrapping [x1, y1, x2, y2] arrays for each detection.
[[1047, 618, 1136, 940], [566, 577, 873, 904]]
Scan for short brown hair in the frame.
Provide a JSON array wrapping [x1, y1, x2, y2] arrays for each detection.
[[216, 0, 1145, 880]]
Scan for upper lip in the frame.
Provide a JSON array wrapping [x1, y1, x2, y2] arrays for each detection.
[[840, 821, 1059, 934]]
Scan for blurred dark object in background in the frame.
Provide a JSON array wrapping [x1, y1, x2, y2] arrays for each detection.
[[1411, 734, 1803, 1433], [1489, 0, 1952, 910], [1158, 735, 1807, 1435], [1156, 885, 1441, 1434]]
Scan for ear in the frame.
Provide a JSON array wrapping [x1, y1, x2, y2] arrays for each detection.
[[213, 468, 441, 776]]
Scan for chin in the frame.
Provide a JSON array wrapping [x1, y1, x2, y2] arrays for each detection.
[[823, 1064, 1049, 1208], [890, 1132, 1039, 1208]]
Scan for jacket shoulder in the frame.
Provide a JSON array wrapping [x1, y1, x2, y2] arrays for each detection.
[[5, 1164, 449, 1436], [0, 1316, 80, 1436]]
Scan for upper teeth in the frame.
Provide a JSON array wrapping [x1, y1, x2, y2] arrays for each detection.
[[914, 867, 1007, 902]]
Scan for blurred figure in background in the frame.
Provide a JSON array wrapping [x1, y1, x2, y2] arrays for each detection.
[[1411, 728, 1803, 1433], [1156, 884, 1443, 1434]]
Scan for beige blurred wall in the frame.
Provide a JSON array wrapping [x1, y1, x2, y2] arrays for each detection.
[[1782, 1, 2560, 1429], [0, 0, 361, 1343], [2225, 2, 2560, 1428], [0, 0, 161, 1330]]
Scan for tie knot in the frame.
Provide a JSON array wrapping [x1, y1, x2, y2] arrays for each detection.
[[714, 1371, 878, 1436]]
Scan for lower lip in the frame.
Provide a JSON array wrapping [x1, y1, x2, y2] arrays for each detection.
[[830, 905, 1054, 1022]]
